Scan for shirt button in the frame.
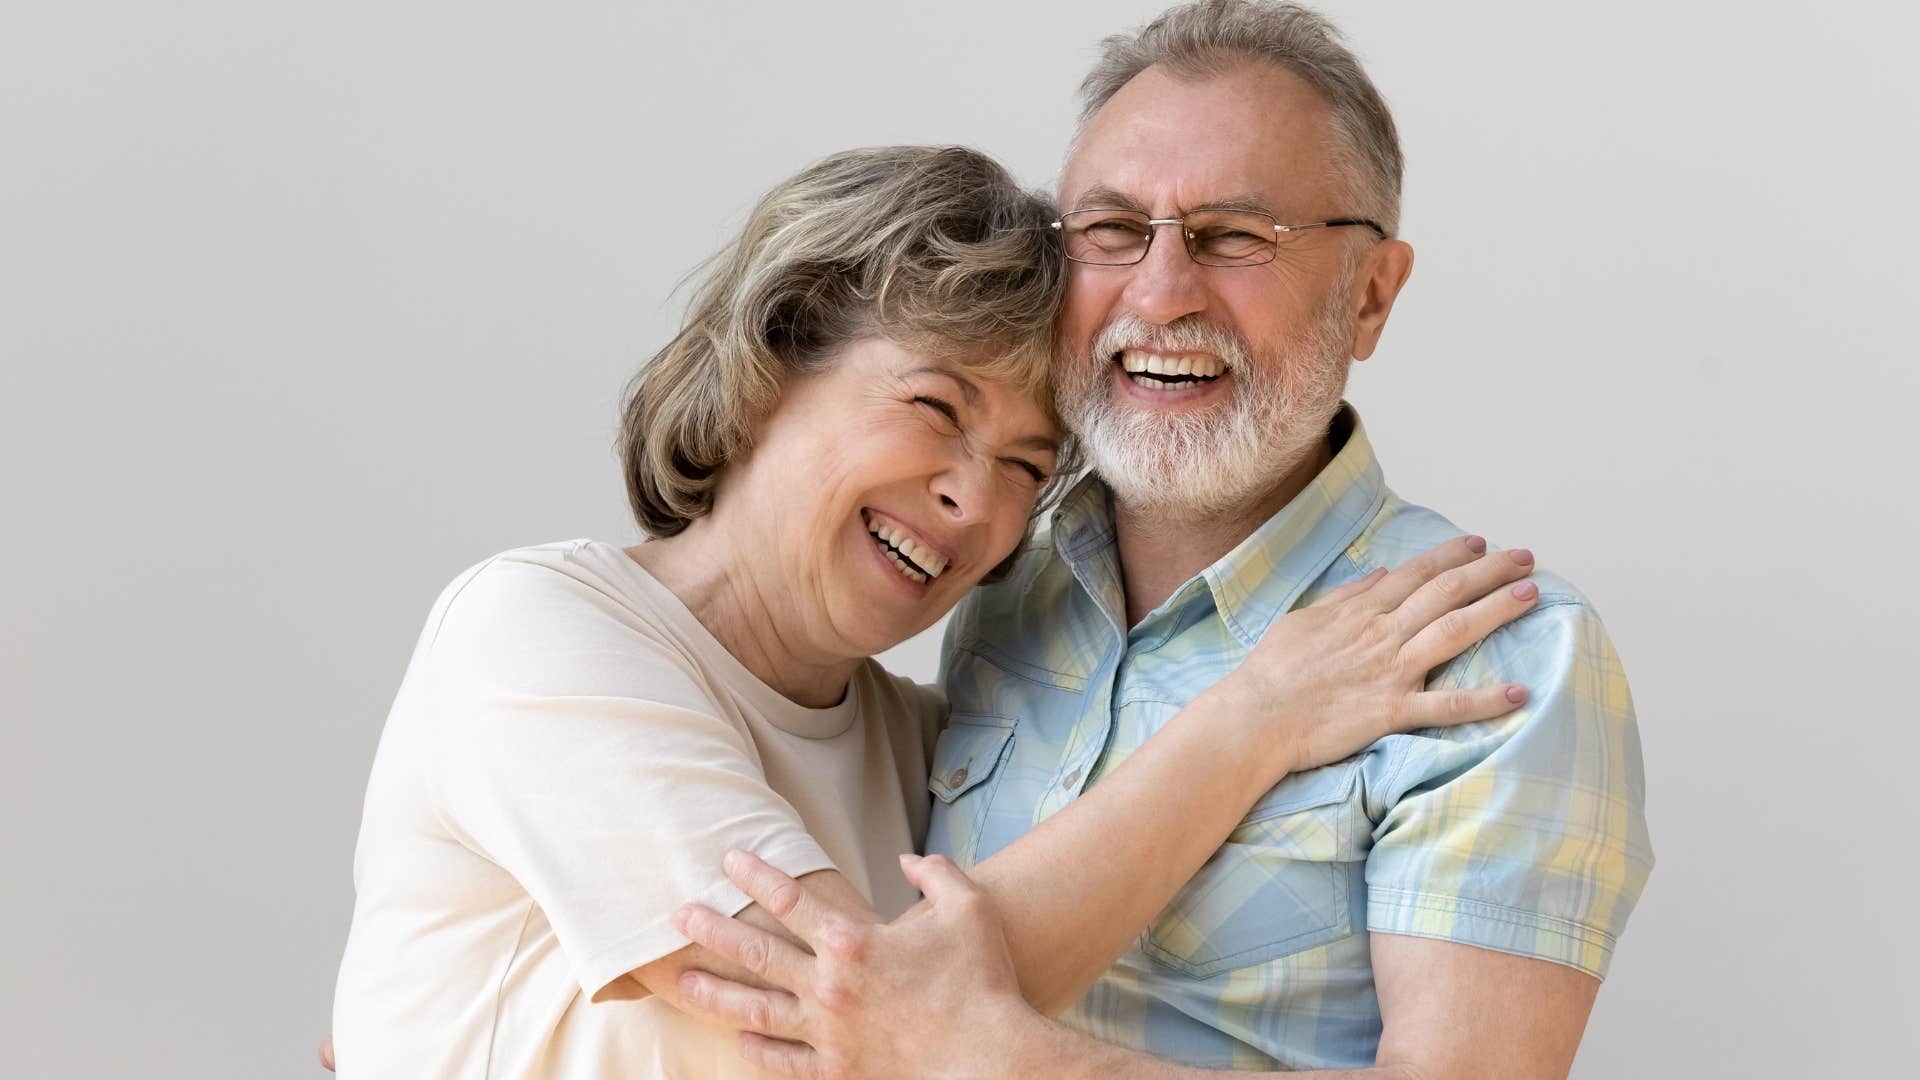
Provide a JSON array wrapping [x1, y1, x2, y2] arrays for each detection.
[[948, 767, 968, 787], [1061, 768, 1080, 790]]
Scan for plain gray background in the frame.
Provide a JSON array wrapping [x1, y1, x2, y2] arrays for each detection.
[[4, 1, 1916, 1076]]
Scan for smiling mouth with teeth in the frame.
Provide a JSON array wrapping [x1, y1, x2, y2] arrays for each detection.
[[1116, 350, 1229, 392], [863, 509, 947, 586]]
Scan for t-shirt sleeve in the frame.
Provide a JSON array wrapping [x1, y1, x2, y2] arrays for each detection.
[[1362, 596, 1655, 980], [420, 557, 836, 999]]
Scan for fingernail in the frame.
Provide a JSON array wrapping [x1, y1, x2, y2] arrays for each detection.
[[672, 906, 691, 932], [1508, 548, 1534, 565], [1465, 535, 1487, 554], [1505, 685, 1528, 704], [723, 849, 745, 873], [1512, 580, 1538, 600], [899, 852, 920, 868]]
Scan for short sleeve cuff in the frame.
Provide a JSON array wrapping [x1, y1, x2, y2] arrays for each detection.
[[1366, 886, 1619, 980], [577, 836, 838, 1000]]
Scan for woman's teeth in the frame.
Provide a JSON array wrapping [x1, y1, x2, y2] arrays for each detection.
[[865, 514, 946, 584], [1119, 350, 1226, 392]]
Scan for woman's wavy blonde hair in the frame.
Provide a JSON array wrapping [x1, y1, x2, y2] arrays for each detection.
[[620, 145, 1067, 540]]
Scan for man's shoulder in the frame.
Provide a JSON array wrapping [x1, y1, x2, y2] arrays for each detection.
[[1353, 492, 1592, 611]]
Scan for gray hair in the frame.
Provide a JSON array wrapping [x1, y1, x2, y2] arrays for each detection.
[[1077, 0, 1403, 236], [619, 145, 1064, 540]]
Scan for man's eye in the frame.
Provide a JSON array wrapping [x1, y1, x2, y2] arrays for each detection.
[[913, 395, 960, 424], [1196, 227, 1267, 250]]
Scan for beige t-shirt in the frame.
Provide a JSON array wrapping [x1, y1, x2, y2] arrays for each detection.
[[332, 540, 945, 1079]]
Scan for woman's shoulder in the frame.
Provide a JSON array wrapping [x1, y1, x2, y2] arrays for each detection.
[[420, 539, 696, 673]]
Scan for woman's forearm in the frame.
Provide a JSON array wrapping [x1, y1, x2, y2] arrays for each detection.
[[965, 676, 1285, 1015]]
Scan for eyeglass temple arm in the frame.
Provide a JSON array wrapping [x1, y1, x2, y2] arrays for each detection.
[[1277, 218, 1390, 240]]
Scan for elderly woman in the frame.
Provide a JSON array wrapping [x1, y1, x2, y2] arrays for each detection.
[[329, 146, 1537, 1078]]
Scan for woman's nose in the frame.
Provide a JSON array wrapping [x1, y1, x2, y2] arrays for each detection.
[[929, 459, 994, 525]]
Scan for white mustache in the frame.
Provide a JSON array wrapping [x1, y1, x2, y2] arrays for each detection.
[[1090, 313, 1255, 370]]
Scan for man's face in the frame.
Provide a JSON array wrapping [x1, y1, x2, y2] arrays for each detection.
[[1055, 63, 1381, 519]]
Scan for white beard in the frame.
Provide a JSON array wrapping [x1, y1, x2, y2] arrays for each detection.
[[1058, 277, 1358, 523]]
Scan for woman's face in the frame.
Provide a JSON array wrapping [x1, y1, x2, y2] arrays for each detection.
[[722, 337, 1061, 660]]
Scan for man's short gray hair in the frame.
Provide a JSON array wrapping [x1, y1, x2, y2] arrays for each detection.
[[1078, 0, 1403, 236]]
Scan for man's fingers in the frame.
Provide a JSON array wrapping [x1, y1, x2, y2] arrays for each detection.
[[736, 1031, 818, 1078], [1400, 575, 1541, 670], [674, 902, 812, 989], [1402, 682, 1530, 730], [676, 970, 807, 1040], [1390, 547, 1535, 638], [722, 850, 845, 944], [898, 852, 979, 905], [319, 1035, 335, 1072], [1361, 535, 1487, 611]]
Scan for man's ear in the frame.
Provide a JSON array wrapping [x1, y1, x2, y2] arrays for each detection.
[[1349, 238, 1415, 361]]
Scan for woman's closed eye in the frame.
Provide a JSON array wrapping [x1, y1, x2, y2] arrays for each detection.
[[913, 395, 961, 427], [1002, 458, 1048, 484], [916, 394, 1048, 483]]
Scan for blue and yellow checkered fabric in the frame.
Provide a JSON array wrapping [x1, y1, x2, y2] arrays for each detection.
[[924, 406, 1654, 1071]]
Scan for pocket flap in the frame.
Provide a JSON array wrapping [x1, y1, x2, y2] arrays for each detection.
[[928, 717, 1015, 804], [1240, 759, 1360, 826]]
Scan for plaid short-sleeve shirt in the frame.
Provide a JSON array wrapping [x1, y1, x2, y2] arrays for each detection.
[[925, 406, 1654, 1071]]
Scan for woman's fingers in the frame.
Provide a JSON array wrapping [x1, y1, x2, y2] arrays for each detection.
[[721, 850, 851, 947], [1360, 535, 1488, 611], [1389, 547, 1535, 639], [676, 970, 808, 1040], [1402, 682, 1530, 730], [1401, 575, 1541, 672], [674, 902, 812, 990], [1306, 565, 1387, 608]]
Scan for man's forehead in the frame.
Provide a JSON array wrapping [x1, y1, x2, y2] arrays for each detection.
[[1060, 63, 1336, 211]]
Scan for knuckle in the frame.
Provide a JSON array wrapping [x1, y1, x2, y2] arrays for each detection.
[[815, 976, 856, 1013], [1431, 569, 1470, 605], [737, 936, 770, 975], [822, 923, 869, 964], [743, 996, 772, 1032], [680, 977, 708, 1007], [766, 880, 803, 918]]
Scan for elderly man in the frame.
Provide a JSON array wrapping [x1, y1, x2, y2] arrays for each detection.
[[661, 3, 1653, 1078]]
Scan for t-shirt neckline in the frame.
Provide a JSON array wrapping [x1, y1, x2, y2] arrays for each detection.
[[583, 539, 862, 740]]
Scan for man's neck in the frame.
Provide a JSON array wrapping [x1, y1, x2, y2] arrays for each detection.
[[1113, 439, 1333, 627]]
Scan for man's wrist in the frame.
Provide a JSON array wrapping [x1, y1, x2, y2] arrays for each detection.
[[990, 1006, 1093, 1080]]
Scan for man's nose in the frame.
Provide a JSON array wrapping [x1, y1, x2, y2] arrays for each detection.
[[1120, 225, 1209, 326]]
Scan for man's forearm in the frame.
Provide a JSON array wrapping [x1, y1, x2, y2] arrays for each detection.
[[966, 678, 1285, 1014], [1007, 1010, 1419, 1080]]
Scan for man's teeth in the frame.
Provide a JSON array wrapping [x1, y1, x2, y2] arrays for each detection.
[[1119, 351, 1226, 378], [865, 515, 947, 583]]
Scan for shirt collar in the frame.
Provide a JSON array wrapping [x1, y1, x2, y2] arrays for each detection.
[[1050, 403, 1387, 648]]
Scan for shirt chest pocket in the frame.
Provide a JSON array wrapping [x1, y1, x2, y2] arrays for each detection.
[[927, 714, 1016, 841], [1141, 761, 1366, 979]]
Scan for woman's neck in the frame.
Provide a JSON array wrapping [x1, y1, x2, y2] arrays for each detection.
[[626, 518, 859, 709]]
